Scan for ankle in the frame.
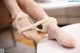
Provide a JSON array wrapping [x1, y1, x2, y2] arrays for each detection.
[[11, 11, 23, 19], [11, 13, 16, 19], [48, 23, 59, 32]]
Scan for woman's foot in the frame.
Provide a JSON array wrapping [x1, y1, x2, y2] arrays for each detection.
[[48, 23, 76, 48], [12, 12, 41, 41]]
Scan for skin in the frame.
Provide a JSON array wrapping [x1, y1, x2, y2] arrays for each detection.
[[3, 0, 75, 47]]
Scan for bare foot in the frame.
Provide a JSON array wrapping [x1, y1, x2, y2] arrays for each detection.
[[48, 23, 76, 48]]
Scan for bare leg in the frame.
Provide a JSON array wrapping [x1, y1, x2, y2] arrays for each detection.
[[17, 0, 76, 47], [3, 0, 41, 41], [17, 0, 49, 20], [3, 0, 22, 19]]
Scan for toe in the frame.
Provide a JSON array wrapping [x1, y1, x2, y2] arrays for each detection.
[[23, 29, 41, 42], [58, 37, 76, 48], [62, 39, 75, 48], [32, 31, 41, 42]]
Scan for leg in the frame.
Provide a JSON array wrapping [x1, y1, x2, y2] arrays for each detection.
[[3, 0, 41, 41], [17, 0, 76, 47], [17, 0, 49, 20], [3, 0, 22, 19]]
